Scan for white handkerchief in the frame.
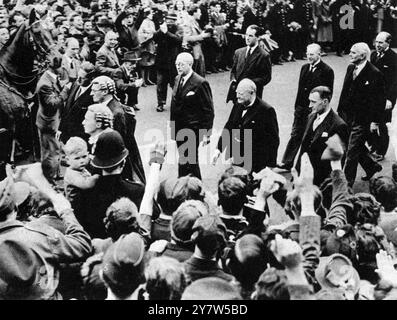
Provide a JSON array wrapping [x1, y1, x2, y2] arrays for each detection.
[[365, 81, 369, 85], [186, 91, 195, 96], [321, 132, 329, 138]]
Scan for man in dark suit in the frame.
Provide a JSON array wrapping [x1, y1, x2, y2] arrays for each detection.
[[171, 52, 214, 179], [95, 31, 121, 77], [369, 32, 397, 161], [59, 61, 95, 144], [278, 43, 334, 170], [296, 86, 348, 186], [153, 13, 183, 112], [337, 42, 385, 186], [113, 50, 144, 111], [212, 78, 279, 174], [228, 24, 272, 103], [35, 52, 71, 181], [90, 76, 146, 184]]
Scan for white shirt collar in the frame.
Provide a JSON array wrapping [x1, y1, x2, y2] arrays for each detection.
[[313, 107, 331, 130], [247, 43, 258, 54], [47, 70, 58, 81], [354, 60, 367, 77], [182, 69, 193, 84], [311, 59, 321, 68]]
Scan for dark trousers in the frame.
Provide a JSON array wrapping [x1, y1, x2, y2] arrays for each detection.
[[344, 122, 378, 186], [156, 69, 176, 106], [176, 129, 201, 180], [368, 122, 389, 156], [282, 105, 310, 167], [38, 129, 60, 181]]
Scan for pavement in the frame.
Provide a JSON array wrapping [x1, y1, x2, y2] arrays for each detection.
[[132, 53, 396, 224]]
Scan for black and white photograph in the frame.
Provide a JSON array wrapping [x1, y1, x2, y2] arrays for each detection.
[[0, 0, 397, 303]]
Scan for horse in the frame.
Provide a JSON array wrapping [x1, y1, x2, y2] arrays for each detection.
[[0, 9, 54, 179]]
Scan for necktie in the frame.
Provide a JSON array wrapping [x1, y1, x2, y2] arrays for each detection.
[[246, 48, 252, 60], [310, 64, 315, 72], [70, 61, 74, 69], [313, 115, 321, 131], [352, 66, 358, 80], [177, 76, 184, 95]]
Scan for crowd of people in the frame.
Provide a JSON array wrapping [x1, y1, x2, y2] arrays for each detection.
[[0, 0, 396, 301]]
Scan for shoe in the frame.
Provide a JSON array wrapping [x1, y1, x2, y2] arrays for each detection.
[[133, 105, 140, 111], [361, 163, 382, 181], [156, 105, 164, 112], [206, 70, 212, 75]]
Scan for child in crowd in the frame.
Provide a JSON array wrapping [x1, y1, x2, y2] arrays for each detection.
[[63, 137, 100, 206]]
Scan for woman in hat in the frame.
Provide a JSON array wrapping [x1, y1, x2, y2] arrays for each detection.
[[138, 7, 156, 86], [115, 10, 140, 52]]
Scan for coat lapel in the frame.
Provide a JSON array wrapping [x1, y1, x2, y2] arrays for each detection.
[[241, 98, 260, 126], [312, 110, 334, 143]]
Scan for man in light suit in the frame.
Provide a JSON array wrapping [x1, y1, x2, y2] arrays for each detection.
[[171, 52, 214, 179], [278, 43, 334, 171], [296, 86, 348, 186], [337, 42, 385, 186], [35, 52, 71, 181], [182, 5, 211, 77], [59, 61, 96, 144], [60, 37, 81, 83], [227, 24, 272, 102], [95, 31, 120, 77], [369, 32, 397, 161], [212, 78, 279, 174]]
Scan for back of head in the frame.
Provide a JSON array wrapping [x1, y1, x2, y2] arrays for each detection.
[[253, 267, 290, 300], [171, 200, 208, 247], [191, 214, 227, 257], [369, 176, 397, 212], [104, 197, 140, 241], [101, 232, 146, 299], [144, 256, 186, 300], [218, 177, 247, 215], [181, 277, 242, 300], [228, 234, 267, 290], [348, 193, 381, 226], [157, 176, 205, 216]]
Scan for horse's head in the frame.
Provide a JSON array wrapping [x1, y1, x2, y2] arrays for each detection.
[[0, 8, 55, 91], [25, 9, 55, 71]]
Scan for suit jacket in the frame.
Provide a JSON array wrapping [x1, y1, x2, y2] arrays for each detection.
[[170, 72, 214, 140], [229, 45, 272, 101], [294, 60, 334, 109], [35, 71, 69, 133], [297, 109, 349, 185], [60, 55, 81, 82], [95, 44, 120, 77], [182, 16, 205, 60], [106, 98, 145, 184], [217, 97, 280, 172], [370, 49, 397, 122], [337, 61, 385, 125], [59, 81, 93, 143], [153, 27, 183, 71]]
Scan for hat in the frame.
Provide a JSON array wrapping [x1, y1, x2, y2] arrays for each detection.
[[181, 277, 242, 300], [315, 254, 360, 296], [122, 49, 141, 62], [0, 241, 49, 299], [96, 16, 114, 27], [166, 13, 178, 21], [191, 215, 227, 253], [92, 131, 129, 169], [101, 233, 145, 295], [0, 178, 15, 218]]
